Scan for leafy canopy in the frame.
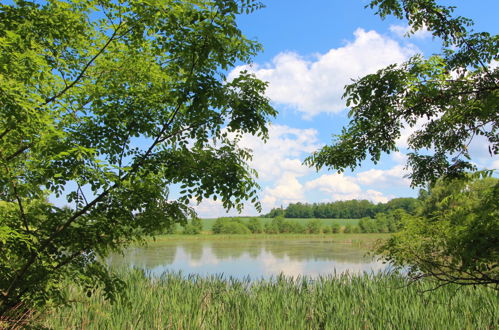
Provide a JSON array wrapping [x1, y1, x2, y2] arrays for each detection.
[[305, 0, 498, 186], [0, 0, 275, 317], [378, 175, 498, 288]]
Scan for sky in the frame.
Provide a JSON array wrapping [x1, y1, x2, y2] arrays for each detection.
[[192, 0, 499, 217]]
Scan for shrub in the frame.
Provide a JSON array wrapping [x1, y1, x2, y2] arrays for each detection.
[[219, 222, 251, 234], [288, 221, 306, 234], [306, 219, 322, 234], [182, 224, 199, 235], [212, 218, 225, 234], [264, 220, 279, 234], [322, 226, 332, 234], [182, 218, 202, 235], [331, 223, 340, 233], [246, 218, 263, 233]]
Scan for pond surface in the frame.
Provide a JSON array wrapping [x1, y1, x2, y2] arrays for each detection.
[[107, 238, 390, 280]]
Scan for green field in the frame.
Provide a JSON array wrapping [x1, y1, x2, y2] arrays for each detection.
[[197, 217, 359, 231], [36, 269, 498, 329]]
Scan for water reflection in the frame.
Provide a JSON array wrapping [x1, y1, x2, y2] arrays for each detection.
[[107, 238, 389, 280]]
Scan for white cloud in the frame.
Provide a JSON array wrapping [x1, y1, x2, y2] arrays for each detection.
[[235, 124, 320, 181], [303, 161, 413, 202], [305, 173, 361, 194], [390, 24, 431, 39], [391, 151, 408, 164], [229, 28, 416, 117], [194, 125, 320, 216], [263, 172, 305, 204], [356, 165, 410, 187], [192, 199, 237, 218]]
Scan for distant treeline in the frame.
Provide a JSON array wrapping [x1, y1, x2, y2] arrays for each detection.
[[264, 198, 419, 219]]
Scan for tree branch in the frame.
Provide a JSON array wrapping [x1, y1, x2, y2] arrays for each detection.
[[12, 185, 29, 233], [43, 22, 123, 106]]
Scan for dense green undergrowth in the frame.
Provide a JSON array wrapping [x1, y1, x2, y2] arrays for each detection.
[[168, 215, 402, 236], [36, 269, 498, 329]]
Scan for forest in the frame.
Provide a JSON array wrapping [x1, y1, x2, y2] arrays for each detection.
[[264, 197, 419, 218]]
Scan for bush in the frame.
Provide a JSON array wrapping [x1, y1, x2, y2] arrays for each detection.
[[374, 214, 388, 233], [246, 218, 263, 233], [343, 224, 353, 233], [219, 222, 251, 234], [331, 223, 340, 233], [306, 219, 322, 234], [288, 221, 306, 234], [212, 217, 235, 234], [182, 224, 199, 235], [182, 218, 203, 235], [264, 220, 279, 234]]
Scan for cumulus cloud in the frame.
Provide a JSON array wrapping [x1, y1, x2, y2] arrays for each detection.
[[305, 173, 361, 194], [235, 124, 320, 181], [356, 165, 410, 187], [303, 173, 392, 202], [193, 125, 320, 216], [229, 28, 416, 117], [191, 198, 238, 218], [263, 172, 305, 205]]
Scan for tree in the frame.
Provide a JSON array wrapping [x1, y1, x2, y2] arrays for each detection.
[[378, 176, 498, 288], [0, 0, 275, 318], [305, 0, 498, 187], [305, 0, 497, 287], [182, 217, 203, 235]]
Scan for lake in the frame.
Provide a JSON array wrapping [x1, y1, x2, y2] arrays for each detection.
[[107, 237, 390, 280]]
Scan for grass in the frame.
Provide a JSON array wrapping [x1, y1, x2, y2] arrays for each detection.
[[36, 269, 498, 329]]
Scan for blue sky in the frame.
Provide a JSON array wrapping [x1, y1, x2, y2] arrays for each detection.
[[193, 0, 499, 217]]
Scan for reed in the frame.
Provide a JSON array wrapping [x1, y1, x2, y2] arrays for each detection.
[[37, 269, 498, 329]]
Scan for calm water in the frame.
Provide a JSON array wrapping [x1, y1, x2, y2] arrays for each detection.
[[107, 238, 390, 280]]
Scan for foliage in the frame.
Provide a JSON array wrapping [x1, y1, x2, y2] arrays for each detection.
[[378, 176, 499, 287], [305, 0, 498, 186], [266, 197, 420, 219], [211, 217, 251, 234], [211, 217, 226, 234], [37, 269, 498, 329], [343, 224, 353, 234], [0, 0, 275, 317], [246, 217, 263, 233], [263, 218, 279, 234], [305, 219, 323, 234], [182, 218, 202, 235], [218, 221, 251, 235]]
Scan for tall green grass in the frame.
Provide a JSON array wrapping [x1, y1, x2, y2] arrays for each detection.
[[37, 269, 498, 329]]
